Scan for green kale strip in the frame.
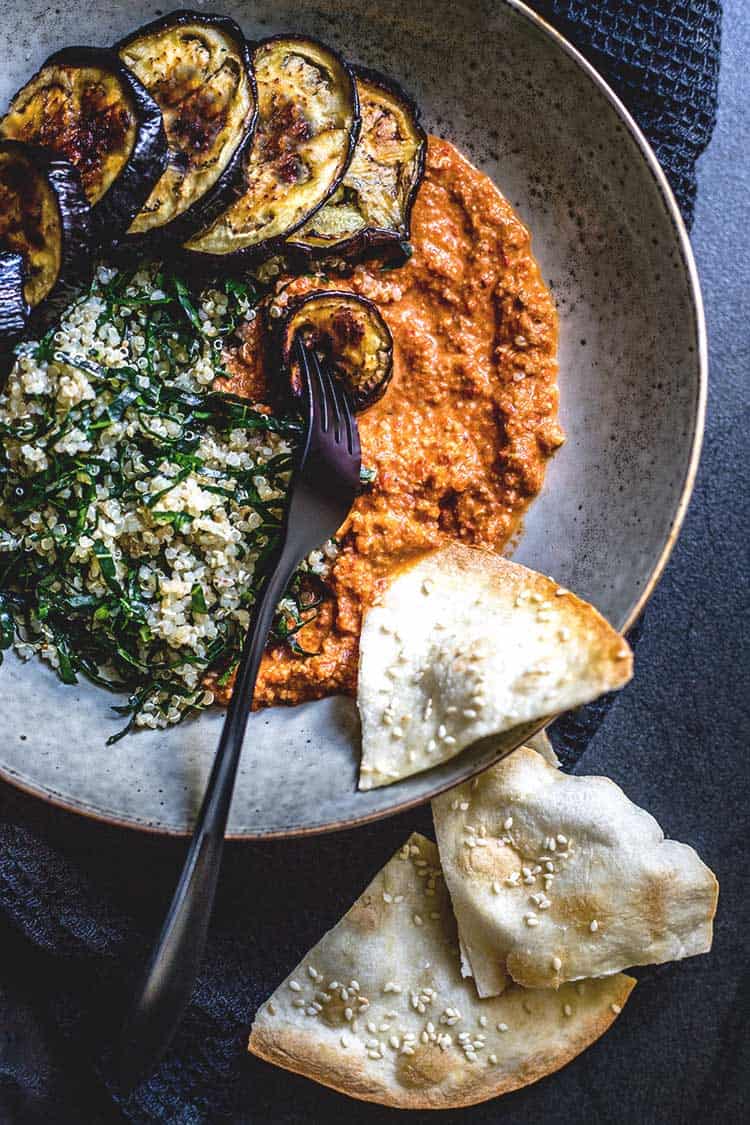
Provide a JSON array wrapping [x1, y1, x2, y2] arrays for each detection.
[[0, 266, 319, 741]]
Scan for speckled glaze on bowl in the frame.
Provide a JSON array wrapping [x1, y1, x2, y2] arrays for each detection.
[[0, 0, 705, 837]]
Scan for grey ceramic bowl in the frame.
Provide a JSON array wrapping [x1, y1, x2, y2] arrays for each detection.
[[0, 0, 705, 837]]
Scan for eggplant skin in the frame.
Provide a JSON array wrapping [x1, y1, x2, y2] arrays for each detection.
[[276, 290, 393, 412], [116, 10, 258, 245], [0, 251, 28, 377], [287, 66, 426, 262], [184, 36, 360, 268], [0, 46, 167, 245], [0, 251, 28, 335], [0, 140, 93, 331]]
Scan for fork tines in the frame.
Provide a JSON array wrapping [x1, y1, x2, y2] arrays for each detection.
[[294, 337, 360, 461]]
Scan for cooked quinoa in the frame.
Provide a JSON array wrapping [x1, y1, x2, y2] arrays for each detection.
[[0, 264, 333, 739]]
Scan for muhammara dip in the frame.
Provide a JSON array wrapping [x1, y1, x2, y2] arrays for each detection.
[[221, 136, 564, 707]]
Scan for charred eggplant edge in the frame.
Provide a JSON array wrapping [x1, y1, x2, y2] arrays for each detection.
[[274, 289, 393, 412], [7, 45, 169, 246], [0, 139, 93, 333], [286, 65, 426, 263], [180, 34, 360, 276], [115, 10, 259, 248]]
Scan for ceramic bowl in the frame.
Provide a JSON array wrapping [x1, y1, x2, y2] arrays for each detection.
[[0, 0, 705, 836]]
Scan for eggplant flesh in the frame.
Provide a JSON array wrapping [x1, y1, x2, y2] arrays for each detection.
[[0, 46, 167, 242], [279, 291, 393, 412], [288, 68, 426, 258], [117, 12, 257, 241], [0, 140, 92, 326], [185, 37, 359, 261], [0, 146, 61, 309]]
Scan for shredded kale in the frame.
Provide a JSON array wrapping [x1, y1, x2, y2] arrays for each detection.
[[0, 264, 327, 740]]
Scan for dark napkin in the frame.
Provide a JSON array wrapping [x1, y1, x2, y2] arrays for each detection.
[[533, 1, 721, 224], [0, 2, 722, 1122]]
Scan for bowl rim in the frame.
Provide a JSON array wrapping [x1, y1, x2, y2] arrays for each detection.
[[0, 0, 707, 839]]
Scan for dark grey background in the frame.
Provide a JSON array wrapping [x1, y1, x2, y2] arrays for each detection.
[[0, 2, 747, 1122]]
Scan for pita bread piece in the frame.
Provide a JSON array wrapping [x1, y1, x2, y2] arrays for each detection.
[[357, 544, 632, 788], [526, 730, 560, 768], [249, 833, 634, 1109], [433, 748, 718, 997], [455, 734, 559, 979]]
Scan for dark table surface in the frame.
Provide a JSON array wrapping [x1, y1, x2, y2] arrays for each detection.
[[1, 2, 748, 1123]]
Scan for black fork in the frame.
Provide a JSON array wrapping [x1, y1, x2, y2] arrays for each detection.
[[119, 341, 361, 1089]]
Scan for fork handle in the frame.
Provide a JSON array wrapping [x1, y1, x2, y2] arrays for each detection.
[[119, 540, 301, 1090]]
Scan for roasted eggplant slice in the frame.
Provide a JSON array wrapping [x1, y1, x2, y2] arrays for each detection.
[[117, 10, 257, 244], [184, 36, 359, 265], [276, 291, 393, 411], [0, 140, 92, 329], [288, 67, 426, 260], [0, 46, 167, 244], [0, 251, 28, 376]]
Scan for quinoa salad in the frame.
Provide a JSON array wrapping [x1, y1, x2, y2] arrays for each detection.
[[0, 264, 336, 739]]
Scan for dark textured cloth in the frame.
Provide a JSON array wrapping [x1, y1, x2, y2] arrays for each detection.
[[0, 3, 726, 1123], [533, 1, 721, 223]]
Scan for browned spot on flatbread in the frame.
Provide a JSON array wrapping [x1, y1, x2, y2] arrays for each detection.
[[396, 1042, 455, 1089], [347, 893, 383, 935], [457, 839, 521, 879]]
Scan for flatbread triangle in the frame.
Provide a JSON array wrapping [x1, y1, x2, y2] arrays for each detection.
[[358, 544, 633, 789], [249, 833, 634, 1108]]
